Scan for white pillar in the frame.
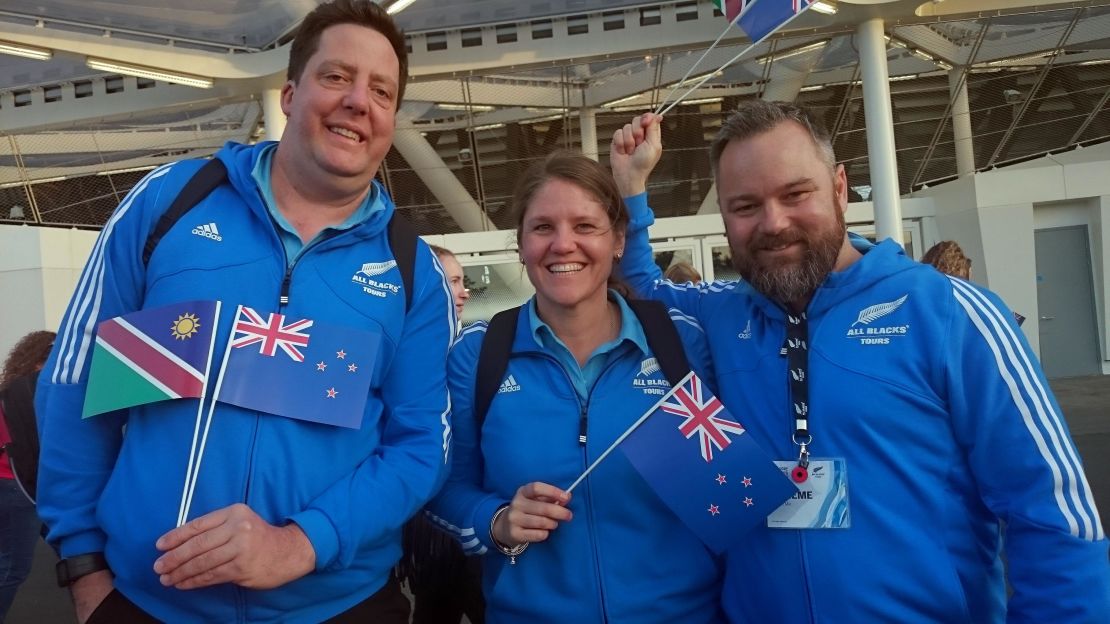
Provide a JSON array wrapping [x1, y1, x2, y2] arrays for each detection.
[[392, 127, 532, 297], [262, 89, 286, 142], [580, 107, 598, 161], [857, 18, 903, 244], [949, 67, 975, 178]]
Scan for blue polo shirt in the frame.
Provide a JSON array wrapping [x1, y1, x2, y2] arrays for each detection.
[[251, 143, 384, 266], [528, 292, 649, 403]]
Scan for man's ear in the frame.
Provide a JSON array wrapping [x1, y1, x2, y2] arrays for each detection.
[[280, 80, 296, 117], [833, 163, 848, 213]]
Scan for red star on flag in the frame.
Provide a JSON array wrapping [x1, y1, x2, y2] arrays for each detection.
[[326, 387, 338, 399], [715, 474, 727, 485], [347, 363, 358, 373], [336, 349, 347, 359], [743, 497, 754, 507], [316, 361, 327, 372], [708, 504, 720, 516], [742, 476, 752, 487]]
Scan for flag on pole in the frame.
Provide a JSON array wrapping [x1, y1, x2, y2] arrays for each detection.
[[216, 305, 380, 429], [620, 371, 796, 554], [711, 0, 747, 22], [736, 0, 816, 45], [82, 300, 219, 418]]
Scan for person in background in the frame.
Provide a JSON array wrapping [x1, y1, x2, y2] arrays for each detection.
[[34, 1, 454, 622], [430, 244, 471, 324], [0, 330, 55, 621], [921, 240, 971, 280], [426, 151, 723, 623], [401, 244, 483, 624], [611, 103, 1108, 623], [664, 260, 702, 284]]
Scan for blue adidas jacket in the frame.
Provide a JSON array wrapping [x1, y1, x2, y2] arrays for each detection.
[[35, 141, 456, 623], [427, 298, 725, 623], [618, 193, 1109, 623]]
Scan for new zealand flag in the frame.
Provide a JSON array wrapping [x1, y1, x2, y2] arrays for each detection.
[[216, 305, 380, 429], [621, 371, 797, 553]]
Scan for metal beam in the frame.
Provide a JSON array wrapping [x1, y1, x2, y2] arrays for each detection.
[[986, 8, 1083, 168]]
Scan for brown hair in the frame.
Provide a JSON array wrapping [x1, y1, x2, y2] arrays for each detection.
[[287, 0, 409, 106], [921, 240, 972, 280], [709, 99, 835, 181], [511, 150, 631, 297], [1, 331, 55, 388], [664, 261, 702, 284], [428, 244, 456, 263]]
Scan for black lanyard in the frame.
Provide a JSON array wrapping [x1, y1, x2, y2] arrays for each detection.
[[784, 312, 812, 483]]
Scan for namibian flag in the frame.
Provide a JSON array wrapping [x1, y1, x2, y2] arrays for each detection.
[[712, 0, 746, 21], [82, 301, 221, 418]]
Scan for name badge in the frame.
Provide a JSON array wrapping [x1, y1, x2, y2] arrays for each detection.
[[767, 458, 850, 529]]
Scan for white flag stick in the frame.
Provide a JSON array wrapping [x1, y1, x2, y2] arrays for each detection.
[[179, 304, 241, 526], [654, 4, 751, 114], [176, 300, 222, 527], [565, 370, 695, 494], [657, 41, 758, 117]]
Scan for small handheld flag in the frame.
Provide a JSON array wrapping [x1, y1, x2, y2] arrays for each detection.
[[82, 300, 220, 418], [216, 305, 380, 429], [620, 371, 796, 553]]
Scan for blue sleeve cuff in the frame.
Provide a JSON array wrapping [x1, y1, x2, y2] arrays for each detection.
[[59, 530, 108, 559], [289, 509, 339, 571], [623, 193, 654, 231]]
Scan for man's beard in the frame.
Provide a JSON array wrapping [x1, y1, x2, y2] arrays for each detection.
[[731, 206, 845, 307]]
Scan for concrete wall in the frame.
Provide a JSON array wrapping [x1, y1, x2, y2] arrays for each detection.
[[0, 224, 95, 359]]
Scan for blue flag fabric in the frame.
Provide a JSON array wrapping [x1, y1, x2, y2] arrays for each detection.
[[216, 305, 380, 429], [738, 0, 814, 44], [83, 300, 220, 418], [621, 371, 797, 554]]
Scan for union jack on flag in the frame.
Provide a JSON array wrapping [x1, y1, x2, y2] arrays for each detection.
[[660, 374, 746, 462], [230, 306, 313, 361]]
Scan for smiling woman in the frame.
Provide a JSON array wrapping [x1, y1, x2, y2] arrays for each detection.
[[426, 151, 725, 623]]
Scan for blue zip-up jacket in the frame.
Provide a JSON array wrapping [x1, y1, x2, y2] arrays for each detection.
[[427, 298, 725, 623], [35, 141, 456, 623], [618, 193, 1109, 623]]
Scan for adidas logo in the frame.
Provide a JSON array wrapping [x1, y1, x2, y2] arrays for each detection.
[[497, 374, 521, 394], [191, 222, 223, 242]]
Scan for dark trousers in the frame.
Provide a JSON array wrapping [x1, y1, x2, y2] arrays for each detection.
[[87, 574, 410, 624], [0, 478, 40, 621]]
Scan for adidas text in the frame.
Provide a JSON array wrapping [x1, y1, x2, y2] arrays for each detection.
[[191, 223, 223, 242], [498, 375, 521, 394]]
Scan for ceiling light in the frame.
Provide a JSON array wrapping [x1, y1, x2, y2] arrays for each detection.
[[889, 74, 918, 82], [679, 97, 723, 105], [471, 123, 504, 132], [761, 40, 829, 63], [386, 0, 418, 15], [438, 103, 495, 112], [909, 49, 935, 62], [935, 60, 953, 71], [810, 1, 838, 15], [86, 58, 213, 89], [0, 40, 53, 61], [602, 93, 646, 108]]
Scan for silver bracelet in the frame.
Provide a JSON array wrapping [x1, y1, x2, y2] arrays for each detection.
[[489, 503, 528, 565]]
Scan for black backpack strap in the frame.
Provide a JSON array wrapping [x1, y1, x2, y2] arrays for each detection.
[[627, 299, 691, 387], [387, 214, 417, 313], [474, 306, 521, 430], [142, 158, 229, 267]]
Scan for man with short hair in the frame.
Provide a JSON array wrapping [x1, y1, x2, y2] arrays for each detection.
[[611, 102, 1109, 622], [36, 1, 455, 622]]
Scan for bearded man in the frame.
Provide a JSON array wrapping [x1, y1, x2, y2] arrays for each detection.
[[610, 101, 1108, 624]]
